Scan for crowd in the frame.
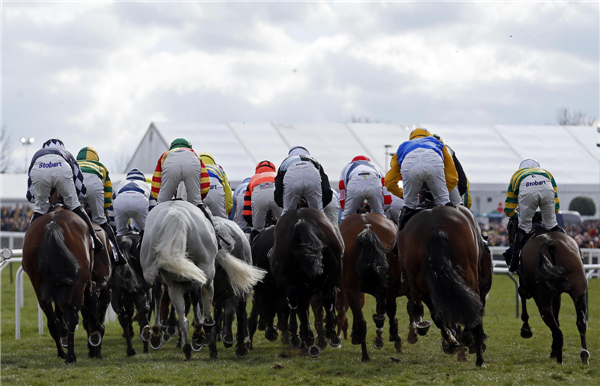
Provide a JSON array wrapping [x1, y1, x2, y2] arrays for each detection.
[[1, 205, 34, 232], [566, 220, 600, 249], [479, 221, 510, 247]]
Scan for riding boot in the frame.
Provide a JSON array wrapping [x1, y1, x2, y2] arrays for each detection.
[[197, 203, 221, 250], [550, 225, 566, 234], [398, 207, 418, 232], [137, 230, 144, 250], [100, 222, 127, 266], [73, 206, 104, 253], [509, 228, 527, 273], [29, 212, 44, 225], [250, 229, 260, 245]]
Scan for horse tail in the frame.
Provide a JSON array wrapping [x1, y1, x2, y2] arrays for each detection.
[[355, 226, 389, 293], [154, 207, 207, 284], [536, 239, 569, 293], [291, 219, 326, 278], [216, 250, 267, 296], [37, 221, 80, 305], [115, 236, 139, 292], [424, 229, 482, 329]]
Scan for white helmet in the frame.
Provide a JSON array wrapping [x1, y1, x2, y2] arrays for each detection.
[[519, 158, 540, 169], [288, 145, 310, 156]]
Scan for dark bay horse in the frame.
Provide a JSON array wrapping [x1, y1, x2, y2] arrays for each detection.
[[398, 205, 486, 367], [270, 208, 344, 357], [22, 207, 92, 363], [111, 233, 152, 356], [339, 213, 403, 361], [508, 218, 589, 364]]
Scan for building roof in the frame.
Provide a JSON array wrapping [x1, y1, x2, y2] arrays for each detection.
[[125, 122, 599, 186]]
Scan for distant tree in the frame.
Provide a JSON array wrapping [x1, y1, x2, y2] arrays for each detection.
[[569, 196, 596, 216], [556, 108, 596, 126], [0, 127, 13, 173]]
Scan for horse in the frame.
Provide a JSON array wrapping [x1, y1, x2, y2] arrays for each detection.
[[111, 233, 153, 356], [140, 200, 265, 360], [210, 216, 254, 359], [339, 213, 403, 361], [507, 217, 589, 364], [22, 207, 93, 363], [79, 222, 113, 359], [398, 205, 487, 367], [270, 208, 344, 357], [248, 225, 291, 349]]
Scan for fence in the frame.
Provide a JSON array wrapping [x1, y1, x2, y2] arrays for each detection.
[[1, 246, 599, 339]]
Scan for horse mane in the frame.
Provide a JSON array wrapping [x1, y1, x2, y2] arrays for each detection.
[[37, 221, 81, 305], [291, 219, 325, 278]]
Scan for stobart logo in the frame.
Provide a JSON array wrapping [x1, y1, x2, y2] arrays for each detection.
[[526, 180, 546, 188], [39, 161, 63, 168]]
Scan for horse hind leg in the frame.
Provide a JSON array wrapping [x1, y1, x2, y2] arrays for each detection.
[[386, 296, 402, 353], [573, 293, 590, 365], [372, 293, 387, 350], [168, 285, 191, 360], [520, 287, 533, 339], [39, 299, 66, 359], [65, 304, 80, 364], [347, 289, 369, 362], [310, 295, 327, 350], [200, 281, 218, 358], [235, 295, 250, 358], [536, 297, 564, 363]]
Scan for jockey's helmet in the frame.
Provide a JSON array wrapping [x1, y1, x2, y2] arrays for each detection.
[[288, 145, 310, 156], [200, 153, 216, 165], [42, 138, 65, 149], [352, 155, 370, 162], [126, 168, 146, 181], [519, 158, 540, 169], [409, 128, 431, 140], [256, 160, 276, 173], [76, 147, 99, 161], [170, 138, 192, 150]]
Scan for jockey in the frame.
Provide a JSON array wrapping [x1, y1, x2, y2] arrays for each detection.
[[231, 177, 252, 233], [274, 145, 333, 215], [199, 153, 233, 219], [339, 155, 391, 220], [26, 138, 103, 252], [385, 128, 458, 230], [243, 160, 282, 243], [150, 138, 214, 226], [432, 134, 469, 207], [504, 158, 562, 273], [76, 147, 125, 265], [112, 168, 151, 243]]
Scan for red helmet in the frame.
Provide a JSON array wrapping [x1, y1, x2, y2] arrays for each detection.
[[256, 160, 276, 173], [352, 155, 370, 162]]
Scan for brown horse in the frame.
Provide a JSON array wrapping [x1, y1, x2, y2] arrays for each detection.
[[507, 217, 589, 364], [398, 205, 486, 367], [22, 207, 93, 363], [339, 213, 402, 361]]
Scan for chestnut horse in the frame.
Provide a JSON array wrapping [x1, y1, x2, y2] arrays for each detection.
[[398, 205, 486, 367], [339, 213, 402, 361], [22, 207, 92, 363], [507, 217, 589, 364]]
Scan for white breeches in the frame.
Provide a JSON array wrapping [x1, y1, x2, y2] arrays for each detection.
[[113, 191, 149, 236], [401, 148, 449, 209], [282, 162, 323, 214], [518, 175, 557, 233], [30, 154, 80, 214]]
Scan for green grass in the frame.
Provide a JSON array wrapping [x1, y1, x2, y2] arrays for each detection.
[[1, 265, 598, 385]]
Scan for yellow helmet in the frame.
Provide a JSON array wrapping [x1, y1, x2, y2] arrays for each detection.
[[199, 153, 216, 165], [76, 147, 99, 162], [409, 128, 431, 140]]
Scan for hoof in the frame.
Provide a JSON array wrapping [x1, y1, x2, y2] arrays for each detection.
[[581, 349, 590, 365], [140, 325, 151, 342], [394, 340, 402, 353], [220, 331, 235, 348], [373, 337, 384, 350], [88, 332, 102, 347], [440, 338, 460, 355], [149, 335, 163, 350], [183, 343, 192, 360], [328, 335, 342, 348], [127, 347, 136, 357], [407, 330, 418, 344], [265, 328, 279, 342], [457, 348, 468, 362], [307, 345, 321, 358], [235, 345, 249, 359], [417, 321, 431, 336], [61, 337, 69, 348], [476, 360, 486, 368], [191, 340, 204, 352], [166, 325, 177, 337], [520, 326, 533, 339], [65, 355, 77, 364], [290, 334, 302, 350]]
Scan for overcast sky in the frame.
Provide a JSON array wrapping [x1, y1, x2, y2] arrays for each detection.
[[2, 1, 599, 173]]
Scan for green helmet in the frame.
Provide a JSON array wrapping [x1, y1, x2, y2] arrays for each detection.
[[170, 138, 192, 150]]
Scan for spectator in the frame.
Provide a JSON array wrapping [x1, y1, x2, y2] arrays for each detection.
[[1, 204, 34, 232]]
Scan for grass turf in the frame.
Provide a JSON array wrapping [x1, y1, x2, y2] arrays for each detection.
[[1, 264, 598, 385]]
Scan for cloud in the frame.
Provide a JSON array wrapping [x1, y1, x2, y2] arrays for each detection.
[[1, 2, 598, 173]]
